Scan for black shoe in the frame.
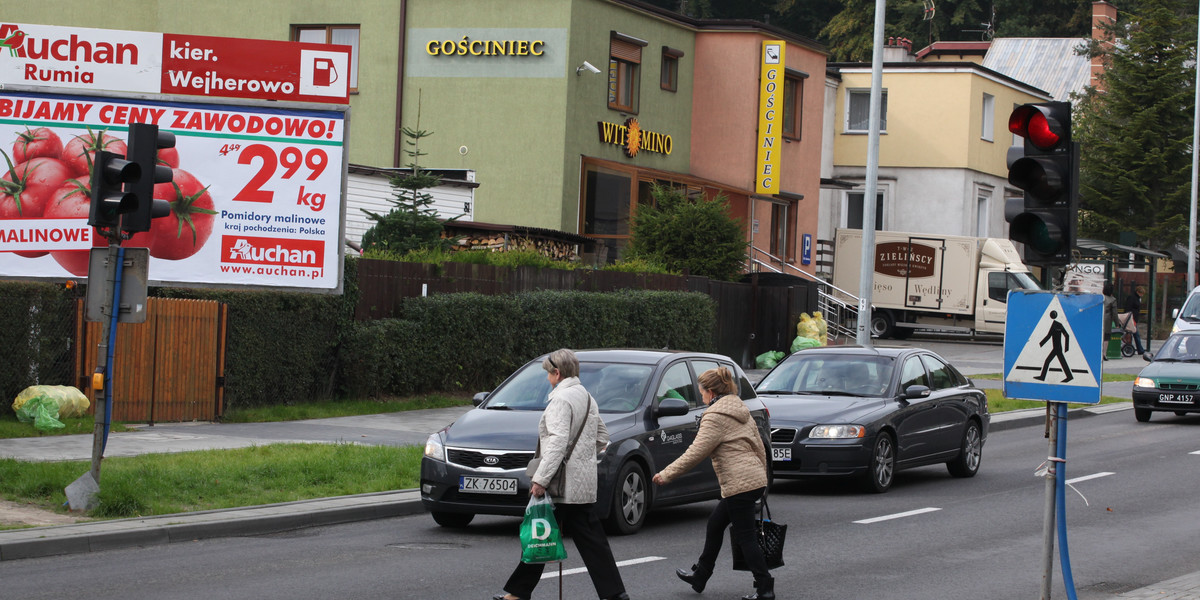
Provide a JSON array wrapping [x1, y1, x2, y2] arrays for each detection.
[[492, 594, 523, 600], [676, 563, 714, 593], [742, 575, 775, 600]]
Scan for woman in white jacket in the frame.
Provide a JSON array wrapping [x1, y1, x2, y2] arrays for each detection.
[[492, 348, 630, 600]]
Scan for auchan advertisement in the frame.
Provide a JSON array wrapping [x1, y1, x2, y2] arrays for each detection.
[[0, 89, 346, 291], [0, 22, 351, 104]]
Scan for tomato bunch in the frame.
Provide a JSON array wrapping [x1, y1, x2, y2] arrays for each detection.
[[1, 126, 217, 276]]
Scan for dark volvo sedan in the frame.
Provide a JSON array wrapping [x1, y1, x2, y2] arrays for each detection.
[[756, 346, 989, 493], [420, 349, 770, 534]]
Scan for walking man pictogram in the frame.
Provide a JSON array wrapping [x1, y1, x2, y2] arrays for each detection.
[[1034, 310, 1074, 382]]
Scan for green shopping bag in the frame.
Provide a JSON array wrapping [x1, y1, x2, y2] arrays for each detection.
[[520, 494, 567, 564]]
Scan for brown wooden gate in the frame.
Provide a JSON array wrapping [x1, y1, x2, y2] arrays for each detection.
[[76, 297, 228, 423]]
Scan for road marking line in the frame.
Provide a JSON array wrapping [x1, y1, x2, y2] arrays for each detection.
[[1066, 472, 1114, 485], [541, 556, 666, 579], [854, 507, 941, 524], [1190, 450, 1200, 455]]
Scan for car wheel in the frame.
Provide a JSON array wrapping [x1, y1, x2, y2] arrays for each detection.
[[869, 311, 895, 339], [604, 461, 648, 535], [861, 433, 895, 493], [1134, 407, 1152, 422], [946, 421, 982, 478], [431, 511, 474, 528]]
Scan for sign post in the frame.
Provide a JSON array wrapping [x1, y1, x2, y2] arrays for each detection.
[[1004, 290, 1102, 599]]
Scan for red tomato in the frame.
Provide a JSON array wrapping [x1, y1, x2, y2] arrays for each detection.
[[150, 169, 217, 260], [1, 156, 73, 219], [157, 147, 180, 169], [61, 130, 127, 178], [42, 179, 154, 276], [14, 127, 64, 164]]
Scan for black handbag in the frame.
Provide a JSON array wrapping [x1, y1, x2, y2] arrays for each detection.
[[731, 495, 787, 571]]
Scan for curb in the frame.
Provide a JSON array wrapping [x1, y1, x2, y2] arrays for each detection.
[[988, 402, 1131, 433], [0, 490, 426, 562]]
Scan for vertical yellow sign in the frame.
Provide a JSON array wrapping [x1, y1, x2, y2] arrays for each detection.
[[756, 41, 785, 194]]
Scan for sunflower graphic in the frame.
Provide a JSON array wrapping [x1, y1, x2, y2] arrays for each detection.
[[624, 118, 641, 158]]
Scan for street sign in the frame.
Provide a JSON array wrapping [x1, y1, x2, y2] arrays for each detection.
[[1004, 291, 1102, 404]]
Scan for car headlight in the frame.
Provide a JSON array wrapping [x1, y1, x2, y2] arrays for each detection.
[[809, 424, 866, 439], [1134, 376, 1156, 388], [424, 432, 446, 461]]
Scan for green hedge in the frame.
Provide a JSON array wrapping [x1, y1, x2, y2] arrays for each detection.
[[340, 289, 716, 397], [0, 281, 78, 416]]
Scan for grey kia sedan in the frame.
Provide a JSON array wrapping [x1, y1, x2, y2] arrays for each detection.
[[420, 349, 770, 534]]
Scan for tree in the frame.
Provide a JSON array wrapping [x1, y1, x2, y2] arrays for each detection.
[[628, 184, 748, 281], [1075, 0, 1197, 251], [360, 102, 451, 255]]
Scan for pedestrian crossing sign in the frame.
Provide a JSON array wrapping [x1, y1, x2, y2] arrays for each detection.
[[1003, 291, 1103, 404]]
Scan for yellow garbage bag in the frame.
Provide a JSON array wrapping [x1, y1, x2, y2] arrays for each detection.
[[797, 313, 820, 340], [12, 385, 90, 418], [812, 311, 828, 345]]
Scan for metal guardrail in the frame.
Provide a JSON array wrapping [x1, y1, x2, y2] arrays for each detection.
[[748, 247, 860, 343]]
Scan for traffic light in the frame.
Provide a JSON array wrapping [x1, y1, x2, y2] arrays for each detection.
[[1005, 101, 1077, 266], [87, 151, 139, 229], [120, 123, 175, 234]]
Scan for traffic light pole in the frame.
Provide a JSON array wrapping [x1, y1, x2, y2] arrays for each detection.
[[1039, 404, 1059, 600]]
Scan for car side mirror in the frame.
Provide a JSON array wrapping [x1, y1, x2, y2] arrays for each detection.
[[903, 385, 931, 400], [656, 397, 690, 418], [1144, 352, 1153, 362], [472, 392, 489, 406], [1173, 308, 1180, 319]]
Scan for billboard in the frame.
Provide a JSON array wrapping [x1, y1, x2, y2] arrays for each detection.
[[0, 22, 351, 104], [0, 88, 347, 292]]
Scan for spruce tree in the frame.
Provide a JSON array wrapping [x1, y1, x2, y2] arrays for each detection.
[[1075, 0, 1196, 250]]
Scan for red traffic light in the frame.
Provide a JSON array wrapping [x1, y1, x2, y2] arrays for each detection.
[[1008, 104, 1066, 151]]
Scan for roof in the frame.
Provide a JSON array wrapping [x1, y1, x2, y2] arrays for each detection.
[[981, 38, 1092, 101], [914, 41, 992, 61]]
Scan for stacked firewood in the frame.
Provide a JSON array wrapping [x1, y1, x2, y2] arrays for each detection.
[[441, 232, 579, 261]]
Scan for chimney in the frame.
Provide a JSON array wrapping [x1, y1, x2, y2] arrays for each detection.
[[1091, 1, 1117, 91], [883, 37, 914, 63]]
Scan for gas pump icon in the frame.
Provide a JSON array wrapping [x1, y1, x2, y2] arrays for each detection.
[[313, 58, 338, 86]]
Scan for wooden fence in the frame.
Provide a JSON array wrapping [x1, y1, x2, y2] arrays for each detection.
[[76, 297, 227, 423], [355, 259, 818, 366]]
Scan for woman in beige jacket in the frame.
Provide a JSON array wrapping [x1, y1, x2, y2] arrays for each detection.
[[653, 367, 773, 600]]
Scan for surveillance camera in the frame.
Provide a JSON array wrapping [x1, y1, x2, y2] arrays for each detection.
[[577, 60, 602, 75]]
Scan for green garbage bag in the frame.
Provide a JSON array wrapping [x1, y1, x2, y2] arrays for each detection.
[[520, 494, 567, 564], [790, 336, 822, 353], [756, 351, 785, 369], [15, 397, 65, 432]]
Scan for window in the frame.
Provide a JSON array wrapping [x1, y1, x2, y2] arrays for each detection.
[[609, 33, 646, 112], [783, 72, 805, 139], [981, 93, 995, 141], [657, 362, 698, 409], [919, 354, 958, 390], [847, 89, 886, 133], [294, 25, 360, 92], [770, 202, 790, 259], [899, 357, 928, 390], [976, 188, 990, 237], [661, 47, 683, 92], [846, 191, 884, 230]]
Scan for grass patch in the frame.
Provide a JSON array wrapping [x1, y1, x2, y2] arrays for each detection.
[[985, 389, 1127, 412], [0, 414, 133, 439], [220, 394, 473, 423], [971, 372, 1136, 382], [0, 443, 422, 519]]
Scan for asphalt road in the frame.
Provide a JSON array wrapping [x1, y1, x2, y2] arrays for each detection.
[[2, 407, 1196, 600]]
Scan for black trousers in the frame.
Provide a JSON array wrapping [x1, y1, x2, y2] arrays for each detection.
[[503, 501, 626, 599], [695, 487, 770, 581]]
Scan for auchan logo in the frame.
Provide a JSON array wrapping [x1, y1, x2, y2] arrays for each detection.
[[222, 235, 322, 267], [0, 24, 140, 65]]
